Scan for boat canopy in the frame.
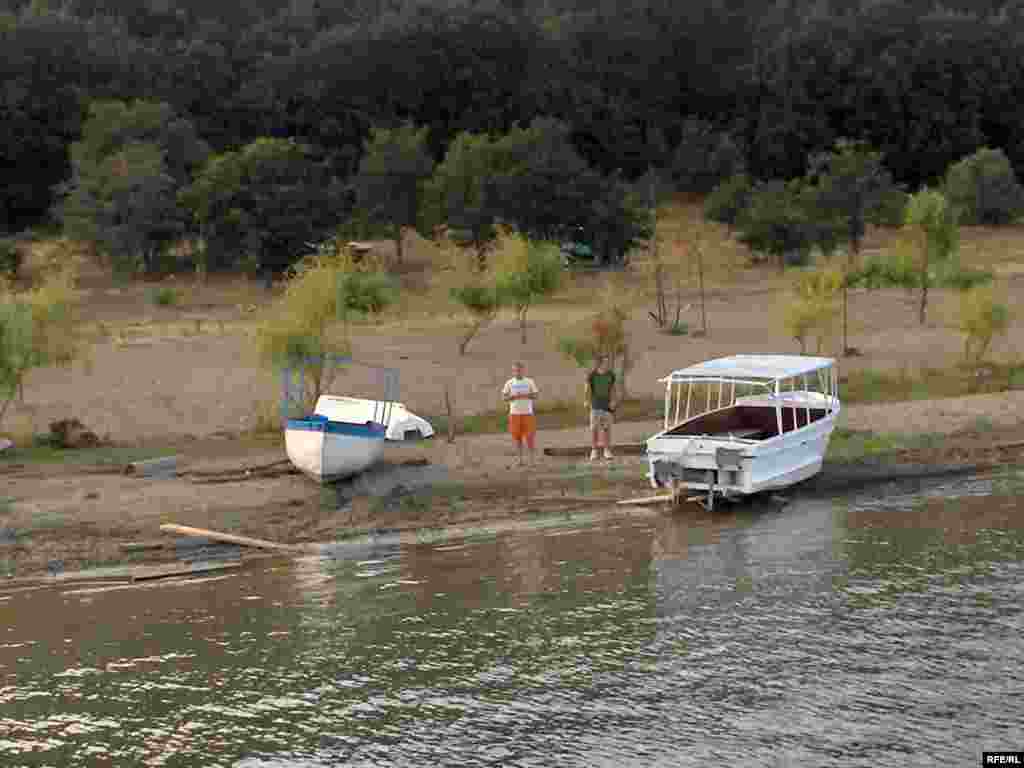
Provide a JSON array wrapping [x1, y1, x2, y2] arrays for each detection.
[[659, 354, 835, 383]]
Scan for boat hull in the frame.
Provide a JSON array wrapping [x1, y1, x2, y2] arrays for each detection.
[[646, 410, 838, 497], [285, 418, 386, 483]]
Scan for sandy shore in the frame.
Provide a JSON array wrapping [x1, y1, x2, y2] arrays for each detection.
[[2, 395, 1023, 581]]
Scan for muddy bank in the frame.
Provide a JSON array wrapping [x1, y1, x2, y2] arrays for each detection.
[[2, 422, 1024, 581]]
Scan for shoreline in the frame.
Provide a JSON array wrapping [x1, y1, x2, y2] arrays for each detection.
[[2, 414, 1024, 583]]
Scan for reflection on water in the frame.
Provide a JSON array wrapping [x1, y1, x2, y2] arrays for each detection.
[[1, 471, 1023, 767]]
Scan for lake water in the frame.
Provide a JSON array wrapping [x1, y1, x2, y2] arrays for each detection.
[[2, 470, 1023, 767]]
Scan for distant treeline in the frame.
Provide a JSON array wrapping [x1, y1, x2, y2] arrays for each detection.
[[4, 0, 1024, 234]]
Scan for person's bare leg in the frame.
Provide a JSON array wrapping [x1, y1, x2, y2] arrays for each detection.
[[527, 431, 536, 465], [590, 423, 600, 460], [603, 423, 613, 459]]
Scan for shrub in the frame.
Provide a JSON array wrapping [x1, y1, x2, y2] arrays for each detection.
[[781, 266, 843, 354], [959, 285, 1011, 364], [0, 239, 20, 280], [337, 271, 399, 318], [945, 147, 1024, 225], [147, 285, 179, 306], [704, 173, 753, 228]]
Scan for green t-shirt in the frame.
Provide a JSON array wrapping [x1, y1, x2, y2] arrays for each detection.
[[588, 370, 616, 411]]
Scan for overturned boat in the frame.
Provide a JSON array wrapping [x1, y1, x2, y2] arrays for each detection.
[[646, 355, 840, 509]]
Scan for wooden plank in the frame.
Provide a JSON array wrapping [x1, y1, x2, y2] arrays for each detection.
[[159, 523, 301, 553], [616, 494, 674, 506], [119, 540, 167, 552], [130, 561, 241, 582], [543, 443, 646, 457]]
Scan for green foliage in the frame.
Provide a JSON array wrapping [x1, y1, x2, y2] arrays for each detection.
[[428, 131, 501, 264], [664, 321, 689, 336], [806, 140, 900, 247], [254, 253, 355, 408], [180, 137, 346, 274], [704, 173, 753, 228], [904, 187, 960, 323], [354, 124, 435, 264], [669, 119, 746, 194], [486, 118, 652, 265], [945, 147, 1024, 225], [0, 240, 21, 279], [336, 271, 399, 319], [941, 266, 993, 292], [781, 265, 843, 354], [493, 230, 562, 343], [146, 285, 179, 307], [736, 179, 813, 269], [959, 286, 1011, 364], [0, 266, 85, 427], [450, 280, 501, 355], [850, 248, 918, 290], [55, 100, 207, 275]]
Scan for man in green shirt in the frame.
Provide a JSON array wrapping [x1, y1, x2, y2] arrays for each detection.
[[585, 355, 617, 461]]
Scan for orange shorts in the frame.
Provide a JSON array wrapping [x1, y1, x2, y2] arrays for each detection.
[[508, 414, 537, 443]]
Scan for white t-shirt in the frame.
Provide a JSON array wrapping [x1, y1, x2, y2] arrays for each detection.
[[502, 376, 538, 415]]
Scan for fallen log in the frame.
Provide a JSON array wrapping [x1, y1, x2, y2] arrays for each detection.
[[130, 560, 242, 582], [124, 456, 178, 478], [183, 459, 292, 478], [187, 467, 299, 484], [119, 540, 167, 552], [543, 443, 646, 458], [160, 523, 301, 553]]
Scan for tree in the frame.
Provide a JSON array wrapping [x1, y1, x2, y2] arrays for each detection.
[[255, 252, 351, 410], [450, 281, 501, 357], [354, 124, 435, 266], [493, 230, 562, 344], [805, 140, 900, 356], [704, 173, 754, 229], [904, 187, 959, 325], [558, 281, 634, 398], [488, 118, 652, 266], [780, 265, 843, 354], [959, 285, 1010, 365], [180, 138, 346, 275], [427, 131, 501, 270], [944, 147, 1024, 226], [669, 118, 746, 194], [55, 100, 208, 275], [735, 179, 814, 272], [0, 259, 86, 428]]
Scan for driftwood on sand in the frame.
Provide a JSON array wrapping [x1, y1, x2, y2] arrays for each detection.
[[159, 523, 303, 553]]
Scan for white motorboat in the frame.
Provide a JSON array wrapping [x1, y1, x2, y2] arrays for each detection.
[[645, 355, 841, 509]]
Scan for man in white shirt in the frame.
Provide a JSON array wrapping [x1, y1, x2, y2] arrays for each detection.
[[502, 361, 539, 467]]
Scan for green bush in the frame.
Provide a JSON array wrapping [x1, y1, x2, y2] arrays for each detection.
[[0, 240, 20, 279], [664, 321, 689, 336], [704, 173, 753, 227], [851, 249, 917, 289], [147, 285, 179, 306], [940, 265, 994, 292], [337, 271, 399, 317], [945, 147, 1024, 225], [669, 119, 746, 194]]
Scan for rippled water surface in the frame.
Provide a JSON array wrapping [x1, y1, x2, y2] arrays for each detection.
[[2, 470, 1023, 767]]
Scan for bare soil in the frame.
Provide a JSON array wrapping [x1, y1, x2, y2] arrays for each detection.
[[2, 226, 1023, 579]]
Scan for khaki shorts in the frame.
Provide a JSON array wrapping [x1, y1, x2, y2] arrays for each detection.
[[590, 409, 613, 430]]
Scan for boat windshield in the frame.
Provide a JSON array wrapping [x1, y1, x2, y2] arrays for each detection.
[[661, 366, 838, 430]]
